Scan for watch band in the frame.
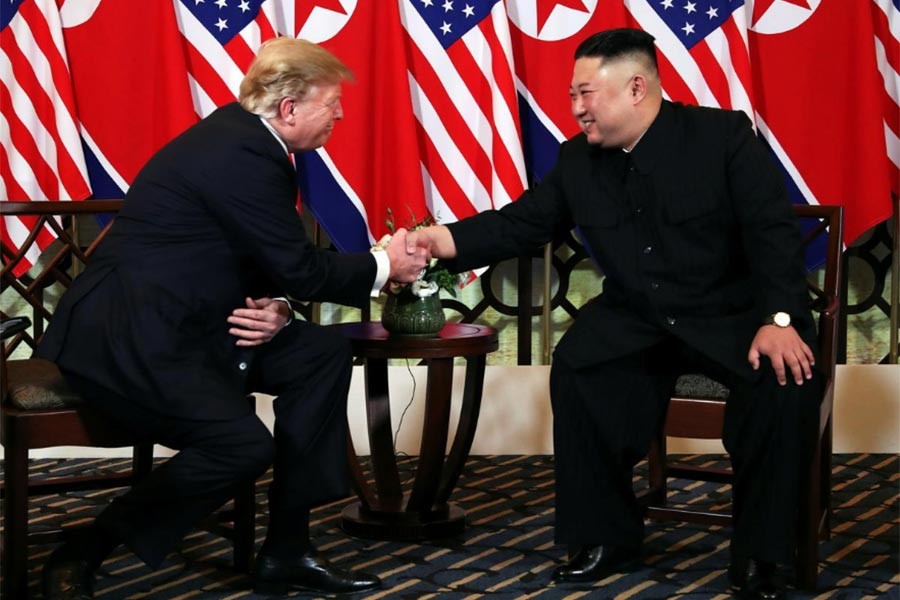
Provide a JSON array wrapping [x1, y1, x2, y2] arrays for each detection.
[[764, 311, 791, 328]]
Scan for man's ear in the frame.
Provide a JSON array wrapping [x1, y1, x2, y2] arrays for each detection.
[[630, 74, 648, 104], [277, 97, 295, 122]]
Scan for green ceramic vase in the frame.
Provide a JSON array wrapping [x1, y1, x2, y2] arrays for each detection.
[[381, 291, 445, 336]]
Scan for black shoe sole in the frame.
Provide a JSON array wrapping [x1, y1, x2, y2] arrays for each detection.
[[551, 556, 641, 584], [254, 579, 382, 596]]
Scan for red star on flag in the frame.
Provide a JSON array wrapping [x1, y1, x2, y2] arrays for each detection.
[[295, 0, 347, 33], [536, 0, 590, 36], [752, 0, 811, 27]]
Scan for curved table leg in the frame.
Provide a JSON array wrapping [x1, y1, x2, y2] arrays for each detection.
[[436, 354, 486, 505], [343, 355, 469, 540], [407, 357, 454, 511], [362, 357, 403, 510]]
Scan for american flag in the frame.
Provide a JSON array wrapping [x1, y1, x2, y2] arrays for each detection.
[[174, 0, 279, 118], [1, 0, 90, 275], [625, 0, 753, 119], [872, 0, 899, 194], [400, 0, 527, 224]]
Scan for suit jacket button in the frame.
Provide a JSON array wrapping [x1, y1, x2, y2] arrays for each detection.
[[238, 361, 248, 371], [643, 245, 653, 254], [666, 317, 676, 326]]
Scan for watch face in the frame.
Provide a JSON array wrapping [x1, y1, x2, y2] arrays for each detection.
[[773, 312, 791, 327]]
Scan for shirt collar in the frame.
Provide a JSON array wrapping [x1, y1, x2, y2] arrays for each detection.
[[259, 116, 290, 156]]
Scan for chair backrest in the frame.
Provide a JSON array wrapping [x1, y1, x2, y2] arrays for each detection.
[[1, 200, 123, 360], [793, 204, 843, 385]]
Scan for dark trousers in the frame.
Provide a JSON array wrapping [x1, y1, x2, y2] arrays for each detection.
[[62, 321, 353, 568], [549, 336, 822, 565]]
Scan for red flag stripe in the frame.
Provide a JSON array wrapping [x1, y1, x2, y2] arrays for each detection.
[[445, 29, 525, 206], [224, 30, 258, 74], [719, 17, 755, 111], [16, 1, 79, 124], [688, 40, 733, 109], [407, 41, 496, 207], [656, 50, 699, 106], [184, 40, 240, 108], [417, 122, 481, 221], [1, 41, 86, 198], [0, 139, 32, 201], [175, 2, 279, 118], [401, 0, 525, 223], [0, 79, 58, 200], [479, 12, 527, 206]]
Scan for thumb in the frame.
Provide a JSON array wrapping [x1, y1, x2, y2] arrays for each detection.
[[245, 297, 260, 309], [748, 347, 760, 370]]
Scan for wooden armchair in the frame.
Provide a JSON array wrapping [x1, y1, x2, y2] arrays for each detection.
[[642, 204, 843, 591], [1, 201, 256, 598]]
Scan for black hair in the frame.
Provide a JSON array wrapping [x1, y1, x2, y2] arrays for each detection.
[[574, 28, 659, 73]]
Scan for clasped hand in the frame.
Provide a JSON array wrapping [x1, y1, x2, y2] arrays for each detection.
[[228, 296, 291, 346], [386, 228, 431, 283]]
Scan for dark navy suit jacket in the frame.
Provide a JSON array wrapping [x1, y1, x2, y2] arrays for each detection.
[[38, 103, 376, 420]]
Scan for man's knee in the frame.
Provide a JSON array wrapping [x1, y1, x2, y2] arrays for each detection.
[[215, 417, 276, 480]]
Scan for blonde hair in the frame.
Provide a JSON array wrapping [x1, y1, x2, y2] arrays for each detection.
[[239, 38, 353, 118]]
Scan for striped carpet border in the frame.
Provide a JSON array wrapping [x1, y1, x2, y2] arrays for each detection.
[[3, 454, 898, 599]]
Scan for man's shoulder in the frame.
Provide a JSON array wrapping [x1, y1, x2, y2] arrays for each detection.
[[668, 101, 750, 130]]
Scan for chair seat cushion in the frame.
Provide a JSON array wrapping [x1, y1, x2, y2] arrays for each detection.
[[674, 374, 730, 400], [5, 359, 83, 409]]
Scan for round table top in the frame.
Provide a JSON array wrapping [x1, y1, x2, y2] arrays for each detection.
[[329, 322, 499, 359]]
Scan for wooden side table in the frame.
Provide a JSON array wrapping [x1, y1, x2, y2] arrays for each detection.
[[332, 322, 498, 541]]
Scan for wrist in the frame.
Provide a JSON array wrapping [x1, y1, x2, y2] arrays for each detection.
[[763, 311, 791, 328]]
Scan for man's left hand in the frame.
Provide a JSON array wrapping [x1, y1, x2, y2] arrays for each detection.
[[228, 297, 291, 346], [748, 325, 815, 386]]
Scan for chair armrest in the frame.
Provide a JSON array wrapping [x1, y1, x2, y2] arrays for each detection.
[[0, 317, 31, 340]]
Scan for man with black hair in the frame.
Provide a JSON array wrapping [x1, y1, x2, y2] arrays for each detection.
[[410, 28, 821, 600]]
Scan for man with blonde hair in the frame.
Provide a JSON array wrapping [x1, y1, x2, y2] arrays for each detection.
[[38, 38, 426, 599]]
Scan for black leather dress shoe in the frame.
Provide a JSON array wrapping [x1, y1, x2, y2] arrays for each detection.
[[551, 545, 640, 583], [42, 545, 95, 600], [254, 550, 382, 596], [728, 557, 786, 600]]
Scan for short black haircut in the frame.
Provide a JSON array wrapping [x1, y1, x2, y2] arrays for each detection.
[[574, 28, 658, 73]]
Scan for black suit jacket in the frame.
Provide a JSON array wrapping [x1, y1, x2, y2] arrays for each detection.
[[38, 103, 376, 419], [447, 101, 814, 379]]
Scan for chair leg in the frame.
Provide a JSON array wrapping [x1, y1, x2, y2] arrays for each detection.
[[132, 443, 155, 480], [2, 439, 31, 600], [647, 433, 668, 506], [232, 479, 256, 573], [820, 418, 833, 540]]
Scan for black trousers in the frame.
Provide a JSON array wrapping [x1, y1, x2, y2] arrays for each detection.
[[62, 321, 353, 568], [550, 336, 822, 565]]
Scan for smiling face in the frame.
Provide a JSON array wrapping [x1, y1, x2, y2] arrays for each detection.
[[278, 82, 344, 153], [569, 56, 645, 150]]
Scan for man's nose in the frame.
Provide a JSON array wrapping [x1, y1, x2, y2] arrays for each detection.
[[334, 101, 344, 120], [571, 98, 584, 117]]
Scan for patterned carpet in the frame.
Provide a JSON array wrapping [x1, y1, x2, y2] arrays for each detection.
[[5, 454, 898, 599]]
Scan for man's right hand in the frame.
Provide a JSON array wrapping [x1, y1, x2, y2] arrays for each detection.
[[386, 228, 430, 282], [406, 225, 457, 259]]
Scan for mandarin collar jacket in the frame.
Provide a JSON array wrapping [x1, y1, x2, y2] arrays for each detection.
[[447, 101, 814, 379]]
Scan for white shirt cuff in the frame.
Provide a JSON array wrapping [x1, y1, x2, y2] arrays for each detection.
[[272, 297, 293, 325], [370, 250, 390, 297]]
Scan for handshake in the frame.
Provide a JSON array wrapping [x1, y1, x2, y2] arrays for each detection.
[[383, 225, 457, 283]]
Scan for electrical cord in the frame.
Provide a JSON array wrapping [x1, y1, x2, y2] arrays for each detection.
[[393, 358, 418, 484]]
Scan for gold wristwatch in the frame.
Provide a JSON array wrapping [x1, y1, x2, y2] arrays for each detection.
[[763, 311, 791, 328]]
